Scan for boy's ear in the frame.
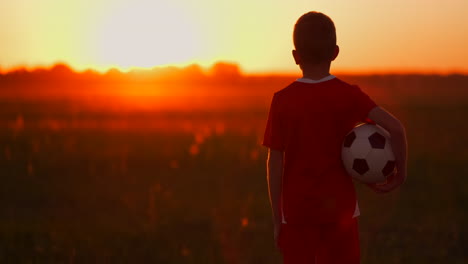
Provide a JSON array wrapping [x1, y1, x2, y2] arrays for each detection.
[[292, 50, 301, 65], [331, 45, 340, 61]]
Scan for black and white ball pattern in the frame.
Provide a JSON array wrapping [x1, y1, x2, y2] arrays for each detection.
[[341, 123, 396, 183]]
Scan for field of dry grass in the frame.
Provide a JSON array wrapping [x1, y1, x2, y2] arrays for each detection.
[[0, 71, 466, 263]]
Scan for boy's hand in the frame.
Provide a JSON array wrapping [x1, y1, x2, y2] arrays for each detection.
[[366, 171, 406, 193]]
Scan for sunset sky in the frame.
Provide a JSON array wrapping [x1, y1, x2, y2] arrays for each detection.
[[1, 0, 467, 74]]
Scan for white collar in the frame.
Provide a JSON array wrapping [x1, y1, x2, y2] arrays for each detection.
[[296, 75, 336, 84]]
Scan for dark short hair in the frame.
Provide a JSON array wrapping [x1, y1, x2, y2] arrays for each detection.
[[293, 12, 336, 64]]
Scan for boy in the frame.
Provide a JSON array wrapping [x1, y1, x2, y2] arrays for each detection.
[[263, 12, 408, 264]]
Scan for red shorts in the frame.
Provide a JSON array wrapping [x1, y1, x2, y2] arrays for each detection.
[[279, 217, 360, 264]]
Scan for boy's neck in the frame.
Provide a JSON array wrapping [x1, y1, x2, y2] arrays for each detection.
[[300, 63, 332, 80]]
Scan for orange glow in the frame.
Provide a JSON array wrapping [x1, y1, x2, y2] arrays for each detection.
[[1, 0, 467, 74], [189, 144, 200, 156], [241, 217, 249, 227]]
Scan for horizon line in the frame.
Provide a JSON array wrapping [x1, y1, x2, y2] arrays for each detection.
[[1, 61, 467, 76]]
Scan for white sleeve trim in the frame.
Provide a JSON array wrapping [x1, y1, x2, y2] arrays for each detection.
[[352, 200, 360, 218]]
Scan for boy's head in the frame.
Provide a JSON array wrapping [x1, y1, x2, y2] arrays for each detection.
[[293, 12, 339, 67]]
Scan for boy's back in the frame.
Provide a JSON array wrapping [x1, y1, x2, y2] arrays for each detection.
[[263, 11, 407, 264], [263, 76, 376, 224]]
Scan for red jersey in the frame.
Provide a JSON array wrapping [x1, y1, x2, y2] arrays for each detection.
[[263, 76, 377, 225]]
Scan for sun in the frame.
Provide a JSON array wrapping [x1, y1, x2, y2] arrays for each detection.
[[94, 0, 202, 70]]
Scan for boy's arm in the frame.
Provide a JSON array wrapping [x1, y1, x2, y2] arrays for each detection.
[[266, 148, 283, 246], [367, 106, 408, 193]]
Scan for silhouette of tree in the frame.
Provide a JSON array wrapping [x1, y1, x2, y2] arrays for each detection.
[[210, 62, 242, 79]]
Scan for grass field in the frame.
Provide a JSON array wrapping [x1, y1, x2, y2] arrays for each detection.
[[0, 73, 467, 263]]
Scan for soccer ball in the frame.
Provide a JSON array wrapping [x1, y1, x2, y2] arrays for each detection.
[[341, 123, 395, 183]]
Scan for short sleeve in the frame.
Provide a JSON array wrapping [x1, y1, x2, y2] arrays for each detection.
[[352, 85, 377, 122], [262, 94, 285, 151]]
